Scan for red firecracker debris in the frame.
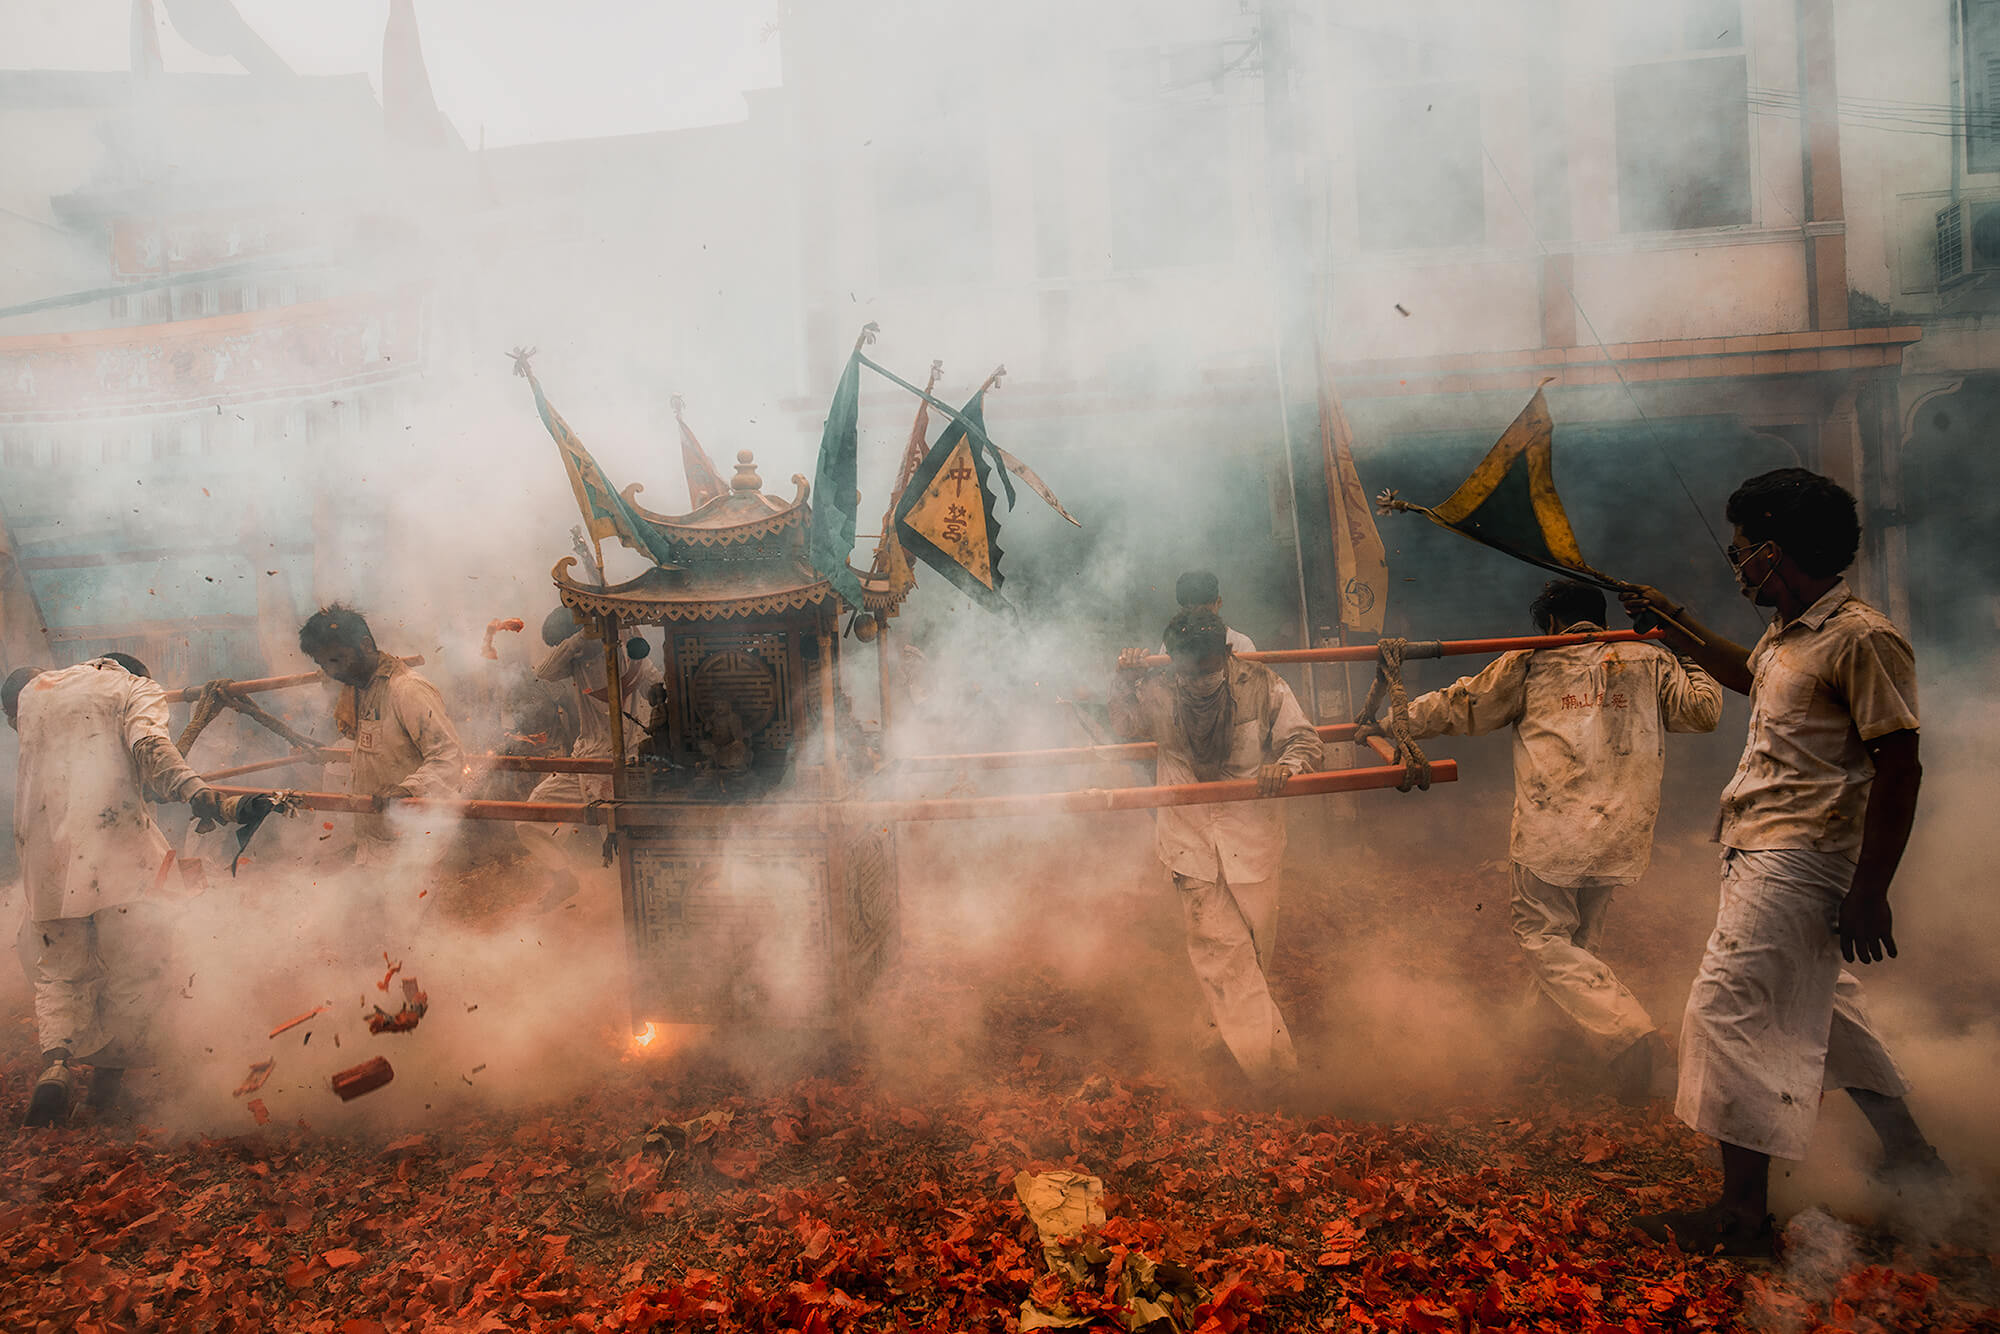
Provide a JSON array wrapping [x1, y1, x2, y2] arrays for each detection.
[[233, 1060, 275, 1097], [331, 1057, 395, 1101], [367, 978, 430, 1035], [269, 1004, 330, 1038], [245, 1098, 270, 1125], [377, 953, 402, 992]]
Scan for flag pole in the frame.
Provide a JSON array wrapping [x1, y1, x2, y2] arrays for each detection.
[[1377, 492, 1706, 645]]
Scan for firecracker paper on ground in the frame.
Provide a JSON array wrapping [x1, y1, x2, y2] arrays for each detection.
[[0, 836, 1993, 1333]]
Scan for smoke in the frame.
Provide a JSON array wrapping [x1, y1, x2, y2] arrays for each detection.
[[0, 5, 1996, 1284]]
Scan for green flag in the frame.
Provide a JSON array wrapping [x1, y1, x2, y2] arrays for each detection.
[[807, 351, 868, 610], [512, 351, 677, 570]]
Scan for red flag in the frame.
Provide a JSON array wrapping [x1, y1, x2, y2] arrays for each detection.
[[130, 0, 164, 77], [672, 397, 728, 509]]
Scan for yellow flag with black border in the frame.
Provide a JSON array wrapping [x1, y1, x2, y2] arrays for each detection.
[[1383, 383, 1617, 588]]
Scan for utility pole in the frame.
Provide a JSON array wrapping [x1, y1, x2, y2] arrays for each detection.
[[1259, 0, 1344, 715]]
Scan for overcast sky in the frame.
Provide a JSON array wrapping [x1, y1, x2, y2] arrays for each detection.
[[3, 0, 785, 146]]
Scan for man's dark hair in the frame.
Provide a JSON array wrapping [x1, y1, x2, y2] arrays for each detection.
[[1175, 570, 1222, 607], [2, 666, 38, 722], [1529, 579, 1607, 633], [299, 602, 375, 655], [1725, 468, 1861, 579], [1163, 608, 1229, 660], [101, 651, 150, 678]]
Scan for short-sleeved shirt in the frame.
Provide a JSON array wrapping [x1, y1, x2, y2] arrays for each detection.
[[1716, 580, 1919, 859]]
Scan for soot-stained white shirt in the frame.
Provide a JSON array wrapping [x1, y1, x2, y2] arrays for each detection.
[[14, 659, 206, 920], [1403, 624, 1722, 886]]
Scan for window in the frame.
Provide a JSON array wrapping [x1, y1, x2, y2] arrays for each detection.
[[1106, 44, 1237, 270], [1614, 0, 1744, 61], [1966, 0, 2000, 174], [1108, 103, 1234, 269], [1033, 139, 1070, 279], [873, 99, 992, 288], [1613, 1, 1751, 232], [1353, 83, 1486, 250]]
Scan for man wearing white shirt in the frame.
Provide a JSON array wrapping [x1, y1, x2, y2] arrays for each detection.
[[7, 654, 269, 1126]]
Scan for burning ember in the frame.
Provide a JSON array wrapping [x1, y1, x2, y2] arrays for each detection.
[[632, 1022, 660, 1049]]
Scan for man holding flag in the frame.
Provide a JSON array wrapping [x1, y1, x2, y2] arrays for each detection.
[[1622, 469, 1943, 1257]]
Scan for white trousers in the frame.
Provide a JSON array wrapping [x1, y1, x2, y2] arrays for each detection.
[[18, 900, 175, 1066], [1173, 873, 1298, 1083], [1510, 863, 1654, 1056], [1676, 848, 1909, 1161]]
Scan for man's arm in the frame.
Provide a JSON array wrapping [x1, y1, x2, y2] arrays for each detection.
[[1660, 654, 1724, 734], [1839, 728, 1920, 965], [1619, 586, 1754, 694], [533, 631, 589, 685], [1266, 676, 1323, 777], [1398, 651, 1530, 741], [121, 677, 208, 804]]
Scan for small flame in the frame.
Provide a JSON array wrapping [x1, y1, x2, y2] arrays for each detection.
[[633, 1021, 659, 1049]]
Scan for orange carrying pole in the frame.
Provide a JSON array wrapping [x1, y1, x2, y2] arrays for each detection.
[[848, 757, 1455, 823], [897, 722, 1362, 771], [210, 755, 1452, 828], [162, 655, 426, 703], [208, 787, 603, 825], [1139, 628, 1663, 668]]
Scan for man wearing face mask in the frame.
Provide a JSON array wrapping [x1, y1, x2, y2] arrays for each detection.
[[1621, 469, 1942, 1258], [1384, 578, 1721, 1103], [1113, 609, 1323, 1090]]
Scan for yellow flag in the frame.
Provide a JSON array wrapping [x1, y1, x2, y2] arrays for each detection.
[[1319, 367, 1388, 635], [900, 436, 997, 589]]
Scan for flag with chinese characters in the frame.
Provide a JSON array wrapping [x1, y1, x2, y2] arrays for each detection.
[[514, 355, 677, 568], [894, 389, 1008, 610]]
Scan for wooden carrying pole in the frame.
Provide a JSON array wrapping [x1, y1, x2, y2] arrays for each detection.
[[209, 787, 604, 824], [214, 755, 1454, 828], [1138, 628, 1663, 668], [161, 655, 425, 703], [846, 756, 1455, 823], [197, 751, 618, 782], [896, 722, 1362, 771]]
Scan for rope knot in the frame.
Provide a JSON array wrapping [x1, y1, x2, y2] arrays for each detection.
[[1354, 637, 1432, 793]]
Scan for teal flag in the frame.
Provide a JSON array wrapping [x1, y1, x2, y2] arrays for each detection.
[[513, 352, 678, 569], [807, 351, 868, 610]]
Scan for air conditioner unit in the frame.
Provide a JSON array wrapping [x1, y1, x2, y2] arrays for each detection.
[[1935, 198, 2000, 285]]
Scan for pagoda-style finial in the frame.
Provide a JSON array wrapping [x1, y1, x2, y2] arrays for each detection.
[[731, 449, 763, 492]]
